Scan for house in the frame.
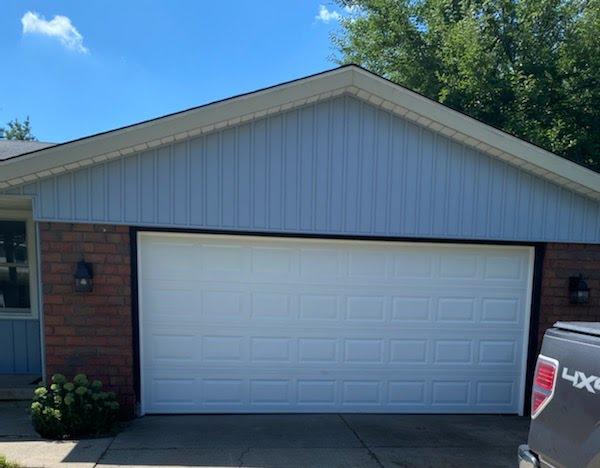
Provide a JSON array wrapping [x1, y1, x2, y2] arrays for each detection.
[[1, 65, 599, 417]]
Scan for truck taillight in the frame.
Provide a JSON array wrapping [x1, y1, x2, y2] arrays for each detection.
[[531, 354, 559, 419]]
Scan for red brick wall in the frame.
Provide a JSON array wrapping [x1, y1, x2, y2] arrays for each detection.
[[40, 222, 135, 418], [538, 243, 600, 349]]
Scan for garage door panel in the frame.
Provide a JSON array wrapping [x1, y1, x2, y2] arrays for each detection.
[[140, 234, 532, 414]]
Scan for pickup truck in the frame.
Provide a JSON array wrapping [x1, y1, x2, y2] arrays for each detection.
[[519, 322, 600, 468]]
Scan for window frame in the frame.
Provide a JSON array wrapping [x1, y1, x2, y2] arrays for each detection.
[[0, 209, 38, 320]]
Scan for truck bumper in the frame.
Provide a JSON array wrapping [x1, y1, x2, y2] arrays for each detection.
[[518, 445, 540, 468]]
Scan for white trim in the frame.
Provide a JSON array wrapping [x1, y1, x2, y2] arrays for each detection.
[[137, 230, 146, 416], [0, 209, 39, 320], [1, 66, 599, 200], [34, 220, 46, 383], [518, 247, 536, 416], [137, 230, 535, 415], [531, 354, 560, 419]]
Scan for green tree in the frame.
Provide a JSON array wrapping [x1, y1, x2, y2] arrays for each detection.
[[0, 117, 36, 141], [333, 0, 600, 170]]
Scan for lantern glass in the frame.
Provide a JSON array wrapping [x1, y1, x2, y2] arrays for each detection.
[[74, 260, 93, 293], [569, 275, 589, 304]]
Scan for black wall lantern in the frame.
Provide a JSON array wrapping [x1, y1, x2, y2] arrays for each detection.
[[569, 274, 590, 304], [74, 260, 93, 293]]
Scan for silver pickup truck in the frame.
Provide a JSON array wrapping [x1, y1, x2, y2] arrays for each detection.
[[519, 322, 600, 468]]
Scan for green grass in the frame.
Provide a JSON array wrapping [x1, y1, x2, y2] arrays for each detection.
[[0, 456, 20, 468]]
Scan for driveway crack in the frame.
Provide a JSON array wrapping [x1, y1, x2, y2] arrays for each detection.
[[338, 414, 384, 468], [92, 435, 116, 468]]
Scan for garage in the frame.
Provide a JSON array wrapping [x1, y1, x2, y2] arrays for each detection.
[[138, 232, 533, 414]]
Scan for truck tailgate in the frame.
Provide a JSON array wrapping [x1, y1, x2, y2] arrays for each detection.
[[529, 326, 600, 468]]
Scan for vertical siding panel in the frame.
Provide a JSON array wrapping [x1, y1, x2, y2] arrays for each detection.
[[171, 142, 188, 225], [90, 165, 106, 221], [73, 170, 90, 221], [416, 130, 434, 236], [582, 197, 598, 242], [12, 321, 27, 372], [515, 173, 533, 239], [474, 156, 491, 238], [344, 98, 361, 233], [55, 173, 72, 220], [502, 164, 519, 239], [329, 98, 345, 232], [106, 159, 123, 222], [26, 320, 41, 373], [556, 189, 573, 240], [487, 160, 505, 237], [140, 151, 156, 223], [156, 147, 171, 224], [39, 178, 56, 219], [373, 111, 390, 234], [314, 102, 330, 232], [460, 148, 478, 238], [358, 103, 375, 233], [237, 124, 252, 228], [205, 133, 221, 227], [299, 107, 314, 231], [571, 193, 586, 241], [283, 111, 299, 231], [446, 141, 462, 236], [529, 178, 545, 240], [267, 116, 284, 230], [431, 136, 449, 236], [388, 116, 406, 234], [402, 123, 420, 235], [189, 137, 205, 226], [543, 181, 558, 241], [123, 155, 139, 223], [0, 321, 14, 372], [252, 119, 268, 229], [222, 128, 237, 227]]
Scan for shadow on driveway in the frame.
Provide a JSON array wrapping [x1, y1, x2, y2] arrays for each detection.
[[0, 405, 529, 467]]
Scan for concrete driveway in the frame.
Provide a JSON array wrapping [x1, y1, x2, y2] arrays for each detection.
[[0, 404, 528, 467]]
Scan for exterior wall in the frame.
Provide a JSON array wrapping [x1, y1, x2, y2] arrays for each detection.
[[40, 222, 134, 417], [0, 319, 41, 374], [7, 95, 600, 244], [538, 243, 600, 349]]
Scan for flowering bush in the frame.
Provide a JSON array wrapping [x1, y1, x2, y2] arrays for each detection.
[[30, 374, 119, 439]]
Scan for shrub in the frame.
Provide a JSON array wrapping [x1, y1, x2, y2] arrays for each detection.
[[0, 455, 21, 468], [30, 374, 119, 439]]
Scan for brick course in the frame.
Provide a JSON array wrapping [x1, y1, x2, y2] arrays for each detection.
[[40, 222, 135, 418], [538, 243, 600, 349]]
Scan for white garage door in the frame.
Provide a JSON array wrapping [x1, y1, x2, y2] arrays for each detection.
[[138, 233, 533, 414]]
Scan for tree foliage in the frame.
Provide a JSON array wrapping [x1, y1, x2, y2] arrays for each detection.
[[0, 117, 36, 141], [333, 0, 600, 170]]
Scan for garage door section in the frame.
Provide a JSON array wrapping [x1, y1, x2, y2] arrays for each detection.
[[138, 233, 533, 414]]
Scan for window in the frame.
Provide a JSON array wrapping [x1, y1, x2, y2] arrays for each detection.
[[0, 214, 37, 318]]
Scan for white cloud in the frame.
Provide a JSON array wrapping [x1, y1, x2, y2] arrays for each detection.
[[315, 5, 341, 23], [21, 11, 88, 53]]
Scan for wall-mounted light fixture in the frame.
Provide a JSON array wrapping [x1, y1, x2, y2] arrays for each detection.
[[569, 274, 589, 304], [74, 260, 93, 293]]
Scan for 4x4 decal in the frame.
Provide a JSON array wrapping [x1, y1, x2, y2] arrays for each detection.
[[562, 367, 600, 393]]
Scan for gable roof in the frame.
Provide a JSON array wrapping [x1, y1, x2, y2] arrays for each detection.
[[1, 65, 599, 200], [0, 140, 55, 160]]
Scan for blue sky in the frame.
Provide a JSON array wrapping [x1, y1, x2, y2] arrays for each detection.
[[1, 1, 349, 142]]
